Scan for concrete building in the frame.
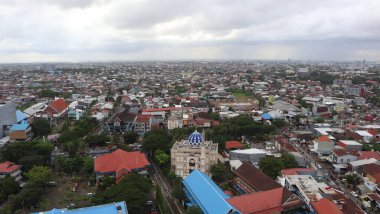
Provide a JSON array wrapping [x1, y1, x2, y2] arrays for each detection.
[[0, 100, 17, 138], [336, 140, 363, 152], [0, 161, 22, 182], [284, 175, 332, 209], [313, 135, 335, 156], [229, 148, 267, 164], [171, 130, 218, 178]]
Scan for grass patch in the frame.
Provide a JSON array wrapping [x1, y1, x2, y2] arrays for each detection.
[[231, 90, 256, 102]]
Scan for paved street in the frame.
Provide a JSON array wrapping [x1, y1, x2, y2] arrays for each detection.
[[151, 161, 183, 214], [292, 139, 367, 212]]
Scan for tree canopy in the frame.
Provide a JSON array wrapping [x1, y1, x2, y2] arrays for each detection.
[[0, 141, 54, 170], [31, 118, 51, 136], [25, 165, 52, 184], [92, 173, 152, 214], [142, 130, 172, 155]]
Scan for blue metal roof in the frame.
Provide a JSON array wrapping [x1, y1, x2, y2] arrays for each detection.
[[32, 201, 128, 214], [183, 170, 240, 214], [16, 110, 27, 123], [261, 113, 272, 120], [10, 123, 29, 131]]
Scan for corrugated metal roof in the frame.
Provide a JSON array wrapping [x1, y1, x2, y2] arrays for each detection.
[[10, 123, 29, 131], [182, 170, 240, 214]]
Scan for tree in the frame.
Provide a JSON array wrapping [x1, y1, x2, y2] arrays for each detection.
[[57, 156, 84, 174], [259, 156, 283, 179], [8, 181, 45, 212], [0, 141, 53, 170], [142, 130, 172, 155], [343, 173, 361, 186], [187, 206, 202, 214], [82, 156, 94, 174], [0, 175, 21, 203], [85, 134, 110, 147], [62, 140, 80, 157], [272, 119, 287, 129], [314, 117, 325, 123], [31, 118, 51, 136], [154, 150, 170, 166], [93, 173, 152, 214], [123, 131, 139, 144], [211, 163, 233, 183], [281, 153, 298, 168], [25, 166, 52, 184]]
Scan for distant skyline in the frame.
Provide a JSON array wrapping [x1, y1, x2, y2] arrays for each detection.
[[1, 0, 380, 63]]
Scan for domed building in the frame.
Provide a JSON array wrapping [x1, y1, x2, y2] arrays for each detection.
[[171, 130, 218, 178]]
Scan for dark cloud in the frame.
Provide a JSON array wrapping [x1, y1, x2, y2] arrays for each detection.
[[0, 0, 380, 62]]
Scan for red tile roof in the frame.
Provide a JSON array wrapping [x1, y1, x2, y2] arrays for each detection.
[[358, 151, 380, 160], [368, 129, 379, 136], [311, 198, 343, 214], [318, 135, 330, 142], [227, 188, 284, 214], [50, 99, 69, 114], [95, 149, 150, 181], [225, 141, 244, 150], [0, 161, 22, 173], [333, 149, 349, 157], [135, 114, 151, 123], [281, 168, 315, 176]]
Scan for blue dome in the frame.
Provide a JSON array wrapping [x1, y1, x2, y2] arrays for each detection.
[[188, 130, 202, 146]]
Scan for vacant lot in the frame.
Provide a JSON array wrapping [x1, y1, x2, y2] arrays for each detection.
[[231, 91, 256, 102], [30, 174, 96, 212]]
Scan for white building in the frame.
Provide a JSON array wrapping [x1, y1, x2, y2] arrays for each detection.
[[229, 148, 267, 164], [171, 130, 218, 178]]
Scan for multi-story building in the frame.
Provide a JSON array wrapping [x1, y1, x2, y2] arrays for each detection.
[[0, 161, 23, 182], [171, 130, 218, 178], [0, 100, 17, 138]]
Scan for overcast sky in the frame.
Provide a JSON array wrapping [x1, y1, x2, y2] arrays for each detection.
[[0, 0, 379, 62]]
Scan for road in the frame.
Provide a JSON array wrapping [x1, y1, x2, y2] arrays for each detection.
[[150, 161, 183, 214], [293, 140, 366, 212]]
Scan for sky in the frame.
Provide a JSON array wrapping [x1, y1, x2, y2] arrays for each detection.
[[0, 0, 380, 62]]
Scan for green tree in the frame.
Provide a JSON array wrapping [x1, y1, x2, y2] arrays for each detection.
[[142, 130, 172, 155], [85, 134, 110, 147], [314, 117, 325, 123], [8, 181, 45, 212], [0, 175, 21, 203], [154, 150, 170, 166], [25, 166, 52, 184], [62, 140, 80, 157], [32, 118, 51, 136], [123, 131, 139, 144], [272, 119, 287, 129], [83, 156, 94, 174], [93, 173, 152, 214], [187, 206, 202, 214], [343, 173, 361, 186], [281, 153, 298, 168], [259, 156, 283, 179], [211, 163, 233, 183]]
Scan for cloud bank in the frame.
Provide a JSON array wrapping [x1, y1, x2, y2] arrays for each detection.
[[0, 0, 379, 62]]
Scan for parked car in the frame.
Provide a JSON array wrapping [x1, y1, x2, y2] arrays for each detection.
[[351, 191, 359, 198], [87, 192, 95, 197]]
